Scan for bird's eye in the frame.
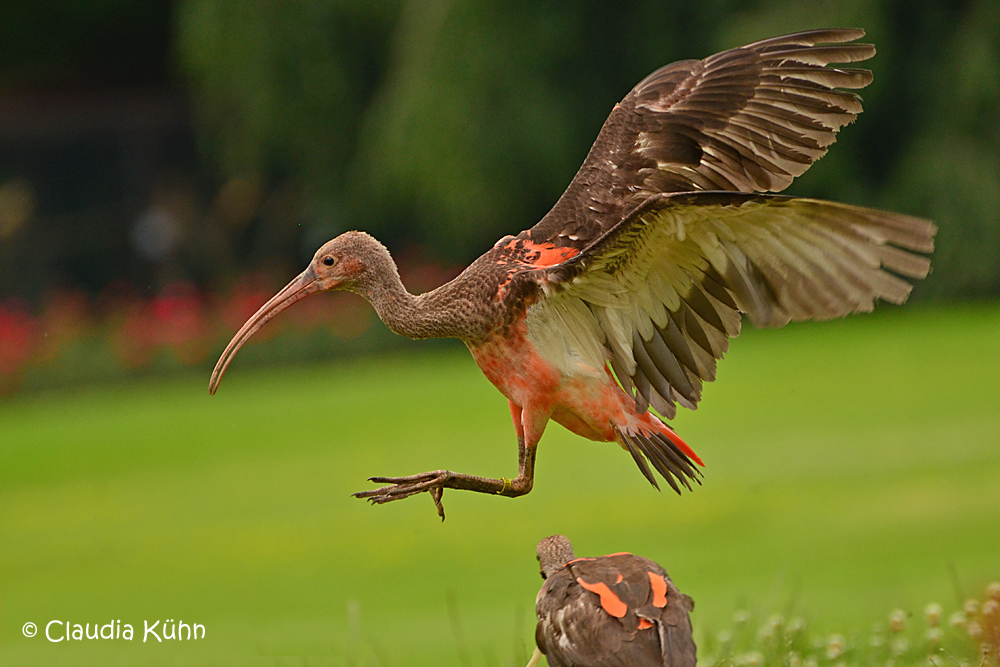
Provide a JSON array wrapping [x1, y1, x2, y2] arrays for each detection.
[[323, 256, 335, 266]]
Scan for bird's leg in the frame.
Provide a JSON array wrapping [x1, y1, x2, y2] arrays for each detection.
[[352, 400, 541, 520], [352, 434, 537, 520]]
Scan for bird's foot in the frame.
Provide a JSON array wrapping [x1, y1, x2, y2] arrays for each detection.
[[352, 470, 452, 520], [352, 468, 530, 521]]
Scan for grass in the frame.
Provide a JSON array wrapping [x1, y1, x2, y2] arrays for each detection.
[[0, 302, 998, 666]]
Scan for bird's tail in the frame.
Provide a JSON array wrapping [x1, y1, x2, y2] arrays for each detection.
[[616, 423, 703, 494], [651, 418, 703, 467]]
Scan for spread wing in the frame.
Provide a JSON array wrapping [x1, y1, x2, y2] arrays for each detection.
[[528, 192, 935, 419], [535, 555, 695, 667], [527, 28, 875, 250]]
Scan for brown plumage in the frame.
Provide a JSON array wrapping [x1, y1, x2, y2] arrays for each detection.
[[209, 29, 936, 519], [533, 535, 696, 667]]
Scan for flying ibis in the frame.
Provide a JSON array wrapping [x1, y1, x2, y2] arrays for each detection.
[[210, 29, 936, 519], [530, 535, 696, 667]]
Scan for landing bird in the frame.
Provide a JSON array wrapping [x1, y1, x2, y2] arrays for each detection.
[[531, 535, 696, 667], [210, 29, 936, 520]]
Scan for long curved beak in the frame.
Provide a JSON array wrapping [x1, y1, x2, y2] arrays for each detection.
[[209, 267, 321, 394]]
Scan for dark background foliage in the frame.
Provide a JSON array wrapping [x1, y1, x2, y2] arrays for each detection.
[[1, 0, 998, 306]]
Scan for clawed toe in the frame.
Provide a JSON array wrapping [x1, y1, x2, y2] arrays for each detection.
[[352, 471, 451, 520], [351, 464, 532, 521]]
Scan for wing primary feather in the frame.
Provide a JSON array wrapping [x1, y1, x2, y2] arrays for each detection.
[[724, 114, 826, 155], [753, 88, 864, 115], [848, 206, 937, 253], [719, 120, 817, 167], [695, 281, 742, 336], [608, 357, 637, 400], [769, 227, 870, 310], [632, 329, 681, 410], [641, 327, 699, 404], [649, 386, 679, 417], [739, 28, 867, 49], [749, 96, 859, 131], [658, 312, 708, 379], [700, 265, 740, 310], [773, 66, 874, 89], [681, 299, 729, 358], [715, 239, 782, 326], [630, 364, 653, 414], [676, 301, 714, 356], [760, 43, 876, 65], [879, 244, 932, 279]]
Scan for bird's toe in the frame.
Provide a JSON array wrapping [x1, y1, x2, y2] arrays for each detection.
[[352, 471, 452, 519]]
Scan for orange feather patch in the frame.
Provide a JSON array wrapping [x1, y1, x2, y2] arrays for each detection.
[[638, 618, 654, 630], [648, 572, 668, 608], [521, 241, 579, 267], [577, 578, 628, 618]]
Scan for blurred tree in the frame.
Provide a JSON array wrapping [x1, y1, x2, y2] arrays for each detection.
[[169, 0, 998, 297], [881, 0, 1000, 297], [175, 0, 398, 259]]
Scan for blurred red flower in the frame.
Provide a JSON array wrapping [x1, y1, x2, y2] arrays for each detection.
[[0, 299, 38, 393]]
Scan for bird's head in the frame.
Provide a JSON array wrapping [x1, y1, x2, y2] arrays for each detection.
[[536, 535, 576, 579], [307, 231, 394, 294], [208, 231, 391, 395]]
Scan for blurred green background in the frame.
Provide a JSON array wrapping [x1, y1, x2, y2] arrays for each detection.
[[1, 0, 998, 665]]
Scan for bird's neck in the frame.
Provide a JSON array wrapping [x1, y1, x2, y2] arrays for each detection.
[[356, 261, 466, 341]]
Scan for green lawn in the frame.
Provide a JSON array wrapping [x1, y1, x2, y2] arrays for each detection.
[[1, 303, 998, 666]]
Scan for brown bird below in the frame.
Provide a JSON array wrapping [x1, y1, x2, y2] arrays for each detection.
[[209, 28, 936, 520], [531, 535, 696, 667]]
